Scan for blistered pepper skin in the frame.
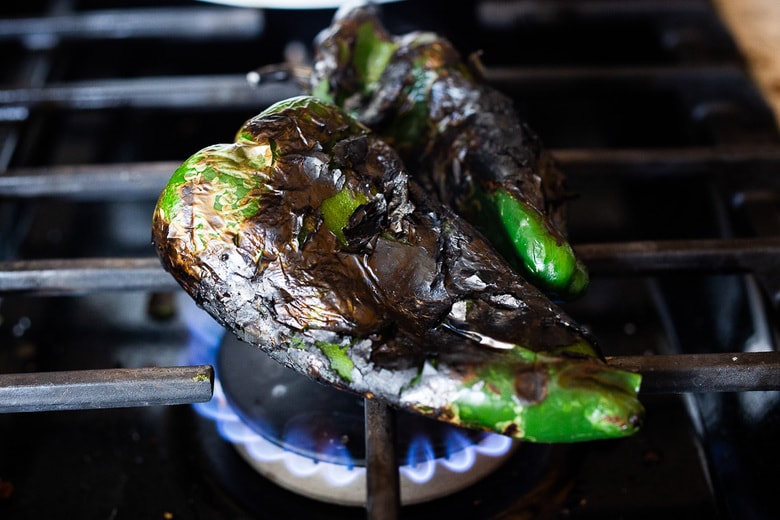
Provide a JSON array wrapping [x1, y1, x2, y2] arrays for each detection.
[[309, 5, 588, 300], [153, 97, 643, 442]]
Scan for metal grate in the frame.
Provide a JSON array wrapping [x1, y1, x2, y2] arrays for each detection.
[[1, 1, 779, 519]]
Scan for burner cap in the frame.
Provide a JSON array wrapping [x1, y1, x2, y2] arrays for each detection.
[[217, 332, 490, 467]]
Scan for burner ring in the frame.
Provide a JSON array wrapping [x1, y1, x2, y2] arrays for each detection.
[[199, 331, 520, 505], [217, 332, 495, 467]]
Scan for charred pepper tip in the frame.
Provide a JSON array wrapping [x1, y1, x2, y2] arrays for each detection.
[[471, 186, 589, 300], [449, 354, 643, 443], [521, 359, 644, 442], [488, 188, 588, 300]]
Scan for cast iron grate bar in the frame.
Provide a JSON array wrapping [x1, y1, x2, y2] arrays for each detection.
[[0, 161, 180, 199], [0, 352, 776, 414], [482, 65, 747, 85], [0, 257, 177, 294], [607, 352, 780, 393], [577, 237, 780, 276], [0, 7, 264, 44], [0, 365, 214, 413], [553, 145, 780, 177], [0, 75, 301, 115], [1, 237, 778, 294], [365, 399, 401, 520], [0, 65, 754, 118], [4, 145, 780, 198]]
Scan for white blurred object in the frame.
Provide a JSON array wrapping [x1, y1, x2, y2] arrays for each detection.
[[198, 0, 402, 9]]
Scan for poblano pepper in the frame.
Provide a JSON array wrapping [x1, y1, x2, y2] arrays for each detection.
[[152, 96, 643, 442], [307, 5, 588, 300]]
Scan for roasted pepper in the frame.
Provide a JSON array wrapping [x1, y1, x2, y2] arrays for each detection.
[[152, 97, 642, 442], [308, 5, 588, 300]]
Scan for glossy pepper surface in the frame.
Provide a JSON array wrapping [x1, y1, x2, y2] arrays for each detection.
[[152, 96, 643, 442], [309, 5, 588, 300]]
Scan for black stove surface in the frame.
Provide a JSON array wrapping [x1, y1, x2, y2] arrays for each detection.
[[1, 1, 779, 519]]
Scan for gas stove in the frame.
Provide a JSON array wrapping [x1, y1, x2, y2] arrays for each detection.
[[1, 1, 779, 519]]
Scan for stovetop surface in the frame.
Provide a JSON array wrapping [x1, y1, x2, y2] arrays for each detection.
[[1, 1, 779, 518]]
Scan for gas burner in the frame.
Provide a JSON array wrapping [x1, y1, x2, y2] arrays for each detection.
[[186, 303, 518, 506], [200, 382, 516, 505]]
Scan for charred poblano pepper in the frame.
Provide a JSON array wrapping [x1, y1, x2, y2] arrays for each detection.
[[308, 5, 588, 300], [153, 96, 642, 442]]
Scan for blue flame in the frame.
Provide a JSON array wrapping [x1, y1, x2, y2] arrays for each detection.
[[440, 430, 477, 472], [403, 435, 437, 483], [182, 294, 514, 487], [406, 434, 436, 466]]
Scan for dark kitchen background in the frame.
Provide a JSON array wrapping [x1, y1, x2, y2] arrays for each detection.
[[1, 1, 779, 519]]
